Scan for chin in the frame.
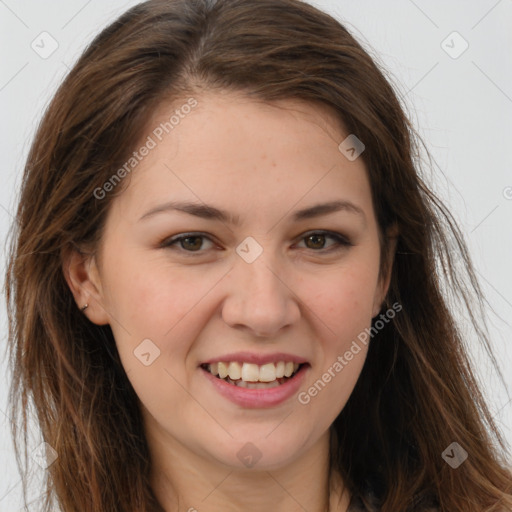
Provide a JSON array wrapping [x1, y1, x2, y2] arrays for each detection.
[[204, 430, 312, 471]]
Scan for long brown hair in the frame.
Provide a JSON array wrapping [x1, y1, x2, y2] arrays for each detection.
[[5, 0, 511, 510]]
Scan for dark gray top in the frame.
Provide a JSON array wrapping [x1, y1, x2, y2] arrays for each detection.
[[347, 494, 439, 511]]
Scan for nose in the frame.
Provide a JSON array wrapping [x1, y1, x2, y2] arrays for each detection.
[[221, 251, 301, 338]]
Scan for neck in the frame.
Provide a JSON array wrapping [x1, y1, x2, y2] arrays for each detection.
[[147, 424, 350, 512]]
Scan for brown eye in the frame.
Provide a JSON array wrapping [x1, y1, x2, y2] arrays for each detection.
[[160, 233, 215, 253], [180, 236, 204, 251], [305, 233, 327, 249], [296, 231, 352, 252]]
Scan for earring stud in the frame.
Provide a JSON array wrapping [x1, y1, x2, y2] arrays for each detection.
[[80, 303, 89, 312]]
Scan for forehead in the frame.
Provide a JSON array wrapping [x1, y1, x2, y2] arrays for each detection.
[[109, 92, 373, 225]]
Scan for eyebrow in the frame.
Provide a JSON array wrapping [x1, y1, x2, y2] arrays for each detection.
[[138, 199, 366, 225]]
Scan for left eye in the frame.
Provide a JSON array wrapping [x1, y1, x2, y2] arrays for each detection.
[[160, 231, 351, 254], [294, 231, 352, 251]]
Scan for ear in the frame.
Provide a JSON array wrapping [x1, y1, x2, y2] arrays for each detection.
[[372, 225, 398, 318], [62, 246, 110, 325]]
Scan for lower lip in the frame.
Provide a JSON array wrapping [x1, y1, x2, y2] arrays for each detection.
[[200, 364, 309, 408]]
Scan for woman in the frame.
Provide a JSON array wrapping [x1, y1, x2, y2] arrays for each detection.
[[5, 0, 512, 510]]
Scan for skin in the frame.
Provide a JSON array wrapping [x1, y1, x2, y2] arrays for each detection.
[[64, 91, 395, 512]]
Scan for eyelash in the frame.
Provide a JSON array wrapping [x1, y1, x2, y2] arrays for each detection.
[[159, 230, 353, 256]]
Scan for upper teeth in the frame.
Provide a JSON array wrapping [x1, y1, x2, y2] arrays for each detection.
[[207, 361, 300, 382]]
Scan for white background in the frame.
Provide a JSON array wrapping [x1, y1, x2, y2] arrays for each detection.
[[0, 1, 511, 510]]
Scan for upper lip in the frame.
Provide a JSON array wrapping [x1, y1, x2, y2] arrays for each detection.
[[200, 352, 309, 366]]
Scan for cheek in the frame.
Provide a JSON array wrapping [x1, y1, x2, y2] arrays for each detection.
[[103, 249, 205, 329], [102, 253, 227, 370], [103, 260, 210, 411], [304, 262, 380, 338], [296, 265, 376, 423]]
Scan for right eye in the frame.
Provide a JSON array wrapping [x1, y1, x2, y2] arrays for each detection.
[[160, 233, 217, 254]]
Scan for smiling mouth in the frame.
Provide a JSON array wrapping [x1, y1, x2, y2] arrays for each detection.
[[200, 361, 305, 389]]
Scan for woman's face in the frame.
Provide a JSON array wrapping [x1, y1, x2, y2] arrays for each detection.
[[79, 92, 391, 470]]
